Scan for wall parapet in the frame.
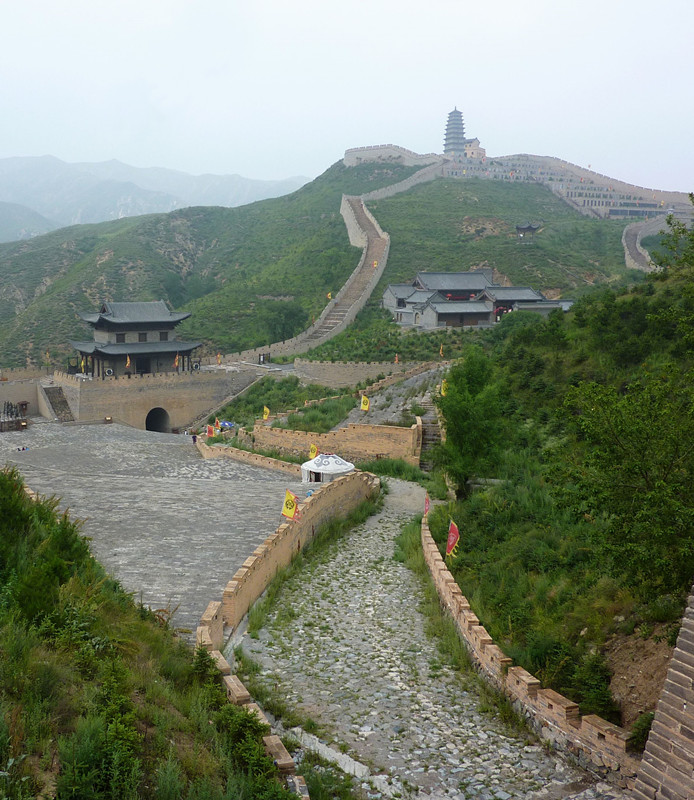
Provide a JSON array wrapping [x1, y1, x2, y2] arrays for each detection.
[[196, 440, 302, 476], [194, 471, 379, 642], [420, 515, 641, 787]]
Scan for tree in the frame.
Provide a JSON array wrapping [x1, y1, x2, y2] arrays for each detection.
[[563, 369, 694, 595], [435, 347, 506, 496]]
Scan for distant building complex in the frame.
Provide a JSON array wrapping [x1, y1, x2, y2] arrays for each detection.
[[383, 271, 567, 329], [344, 108, 692, 221]]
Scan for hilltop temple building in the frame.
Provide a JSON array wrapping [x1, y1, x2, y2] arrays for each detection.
[[70, 300, 201, 378], [443, 107, 486, 161]]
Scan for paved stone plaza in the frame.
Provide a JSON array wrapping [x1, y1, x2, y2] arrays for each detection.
[[0, 420, 303, 634]]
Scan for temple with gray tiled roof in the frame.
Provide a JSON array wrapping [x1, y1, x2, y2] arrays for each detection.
[[383, 271, 567, 329], [71, 300, 201, 378]]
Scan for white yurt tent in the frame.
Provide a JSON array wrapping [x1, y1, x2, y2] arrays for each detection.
[[301, 453, 355, 483]]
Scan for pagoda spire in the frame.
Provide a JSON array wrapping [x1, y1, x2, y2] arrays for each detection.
[[444, 107, 466, 155]]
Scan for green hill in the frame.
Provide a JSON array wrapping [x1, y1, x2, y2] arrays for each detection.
[[0, 164, 638, 367]]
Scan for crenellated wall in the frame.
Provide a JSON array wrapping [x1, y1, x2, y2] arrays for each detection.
[[420, 515, 641, 787], [194, 470, 380, 644], [241, 420, 421, 466]]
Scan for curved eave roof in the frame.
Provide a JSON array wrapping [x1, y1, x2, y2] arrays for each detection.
[[77, 301, 191, 325], [70, 341, 201, 356]]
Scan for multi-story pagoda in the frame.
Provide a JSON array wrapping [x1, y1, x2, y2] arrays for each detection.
[[71, 300, 201, 378], [443, 107, 486, 161], [444, 107, 467, 155]]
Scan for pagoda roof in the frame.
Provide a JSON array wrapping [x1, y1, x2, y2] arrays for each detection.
[[78, 301, 191, 325], [70, 340, 201, 356]]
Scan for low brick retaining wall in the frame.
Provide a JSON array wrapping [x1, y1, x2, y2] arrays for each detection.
[[196, 440, 302, 477], [420, 515, 641, 788]]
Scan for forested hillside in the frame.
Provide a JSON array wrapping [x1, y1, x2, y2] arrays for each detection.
[[0, 166, 637, 367], [425, 208, 694, 740], [0, 162, 418, 366]]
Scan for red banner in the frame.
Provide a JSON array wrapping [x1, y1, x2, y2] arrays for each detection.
[[446, 519, 460, 557], [424, 493, 430, 516]]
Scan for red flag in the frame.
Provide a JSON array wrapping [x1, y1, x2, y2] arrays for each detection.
[[424, 493, 430, 516], [446, 519, 460, 557], [206, 425, 214, 437]]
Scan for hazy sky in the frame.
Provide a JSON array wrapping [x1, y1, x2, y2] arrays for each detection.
[[2, 1, 693, 192]]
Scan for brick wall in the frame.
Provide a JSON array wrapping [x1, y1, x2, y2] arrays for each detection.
[[194, 471, 380, 645], [52, 370, 257, 430], [632, 587, 694, 800], [245, 420, 421, 466], [420, 515, 641, 787]]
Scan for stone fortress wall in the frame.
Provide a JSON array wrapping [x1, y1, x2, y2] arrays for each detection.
[[420, 514, 642, 788], [346, 145, 692, 221], [50, 369, 257, 430], [239, 419, 421, 467]]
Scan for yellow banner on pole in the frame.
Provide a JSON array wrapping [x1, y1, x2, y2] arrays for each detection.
[[309, 443, 319, 459], [360, 395, 370, 412], [263, 406, 270, 420], [281, 489, 299, 520]]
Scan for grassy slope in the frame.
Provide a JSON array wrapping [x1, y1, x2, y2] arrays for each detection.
[[0, 467, 358, 799], [367, 177, 630, 294]]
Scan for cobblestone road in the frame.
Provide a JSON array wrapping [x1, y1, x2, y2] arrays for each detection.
[[0, 421, 303, 634], [240, 480, 629, 800]]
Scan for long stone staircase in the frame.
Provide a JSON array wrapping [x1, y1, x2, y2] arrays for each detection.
[[302, 196, 389, 346], [42, 386, 74, 422], [418, 399, 441, 472]]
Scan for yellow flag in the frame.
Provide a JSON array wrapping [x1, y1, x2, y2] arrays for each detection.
[[360, 395, 370, 412], [439, 343, 444, 358], [173, 353, 180, 369], [327, 292, 332, 300], [263, 406, 270, 420], [309, 443, 318, 459], [125, 354, 131, 369], [281, 489, 299, 520], [441, 379, 448, 396], [216, 352, 222, 365]]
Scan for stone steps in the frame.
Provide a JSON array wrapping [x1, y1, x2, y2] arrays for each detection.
[[43, 386, 74, 422]]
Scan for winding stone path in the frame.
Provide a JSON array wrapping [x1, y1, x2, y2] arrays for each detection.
[[240, 479, 629, 800]]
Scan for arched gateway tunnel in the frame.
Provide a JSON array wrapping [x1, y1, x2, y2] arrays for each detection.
[[145, 406, 171, 432]]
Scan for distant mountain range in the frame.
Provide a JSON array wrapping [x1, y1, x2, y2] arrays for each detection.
[[0, 156, 309, 242]]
